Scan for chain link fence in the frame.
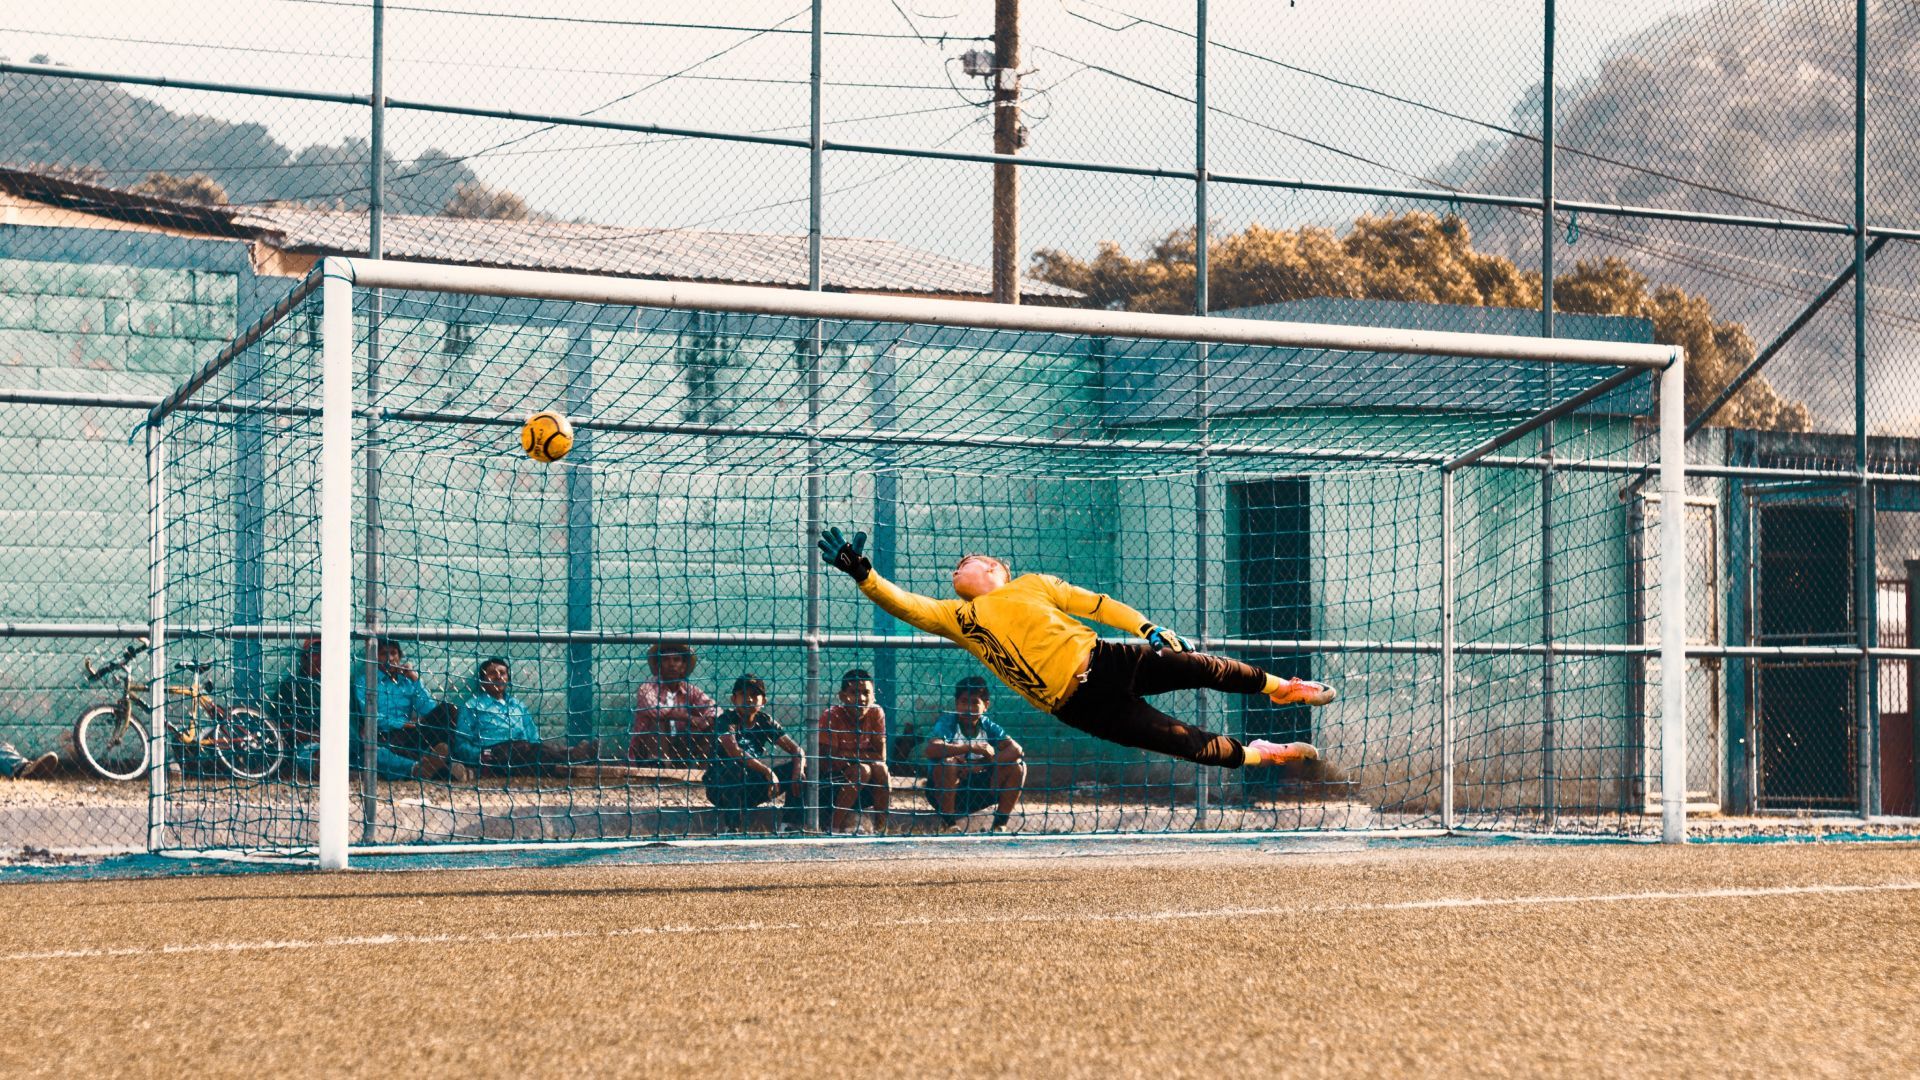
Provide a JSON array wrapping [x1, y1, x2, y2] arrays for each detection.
[[3, 0, 1918, 853]]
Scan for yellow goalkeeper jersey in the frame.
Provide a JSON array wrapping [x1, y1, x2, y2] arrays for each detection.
[[857, 571, 1154, 714]]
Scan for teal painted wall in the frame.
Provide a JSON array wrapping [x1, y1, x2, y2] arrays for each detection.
[[3, 232, 1672, 814], [0, 234, 245, 754]]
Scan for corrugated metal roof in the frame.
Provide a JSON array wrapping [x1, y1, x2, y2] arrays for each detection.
[[234, 206, 1080, 301], [0, 165, 1079, 301]]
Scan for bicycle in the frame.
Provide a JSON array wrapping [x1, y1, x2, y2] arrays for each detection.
[[74, 638, 285, 782]]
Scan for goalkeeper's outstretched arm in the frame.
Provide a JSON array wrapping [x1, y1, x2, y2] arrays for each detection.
[[817, 527, 962, 640], [1042, 575, 1188, 652]]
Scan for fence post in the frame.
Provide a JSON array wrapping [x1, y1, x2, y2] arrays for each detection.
[[1539, 0, 1559, 830], [1853, 0, 1877, 818], [1440, 466, 1456, 831], [1192, 0, 1211, 826], [146, 424, 169, 853], [803, 0, 826, 832], [564, 326, 597, 742], [358, 0, 388, 841]]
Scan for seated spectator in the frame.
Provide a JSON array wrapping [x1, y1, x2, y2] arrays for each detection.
[[283, 639, 460, 782], [925, 675, 1026, 832], [456, 658, 593, 775], [819, 668, 889, 834], [629, 641, 717, 763], [889, 720, 926, 779], [702, 674, 807, 832], [353, 638, 469, 781], [267, 637, 322, 750], [1, 740, 56, 780]]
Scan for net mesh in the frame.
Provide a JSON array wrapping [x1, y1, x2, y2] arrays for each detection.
[[155, 275, 1665, 852]]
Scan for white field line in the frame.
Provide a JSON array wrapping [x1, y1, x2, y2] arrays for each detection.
[[7, 879, 1920, 964]]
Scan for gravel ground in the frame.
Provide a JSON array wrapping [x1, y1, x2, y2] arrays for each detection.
[[0, 839, 1915, 1077]]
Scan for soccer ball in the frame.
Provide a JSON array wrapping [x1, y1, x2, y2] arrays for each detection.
[[520, 409, 575, 463]]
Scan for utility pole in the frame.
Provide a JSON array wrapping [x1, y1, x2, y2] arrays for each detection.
[[991, 0, 1022, 304]]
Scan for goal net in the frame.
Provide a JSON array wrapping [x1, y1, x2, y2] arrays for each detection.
[[149, 259, 1686, 865]]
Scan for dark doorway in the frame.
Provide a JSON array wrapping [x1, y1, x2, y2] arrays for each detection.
[[1754, 502, 1856, 810], [1234, 479, 1312, 749]]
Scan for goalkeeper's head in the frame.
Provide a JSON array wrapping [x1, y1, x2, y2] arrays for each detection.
[[952, 553, 1011, 600]]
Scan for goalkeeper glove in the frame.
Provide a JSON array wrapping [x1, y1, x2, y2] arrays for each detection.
[[818, 527, 872, 583], [1144, 625, 1188, 652]]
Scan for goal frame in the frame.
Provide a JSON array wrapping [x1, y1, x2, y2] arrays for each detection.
[[148, 256, 1687, 867]]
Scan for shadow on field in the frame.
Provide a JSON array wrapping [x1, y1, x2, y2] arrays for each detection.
[[91, 876, 1053, 905]]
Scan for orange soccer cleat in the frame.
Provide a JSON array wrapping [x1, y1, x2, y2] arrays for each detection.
[[1244, 739, 1320, 766], [1268, 677, 1337, 708]]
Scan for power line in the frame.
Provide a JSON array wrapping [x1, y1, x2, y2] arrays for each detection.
[[1034, 45, 1456, 193], [376, 9, 812, 196], [0, 25, 978, 89], [1058, 0, 1845, 226], [261, 0, 988, 41], [44, 101, 980, 190]]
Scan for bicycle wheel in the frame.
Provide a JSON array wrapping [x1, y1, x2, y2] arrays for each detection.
[[211, 707, 285, 780], [74, 705, 151, 781]]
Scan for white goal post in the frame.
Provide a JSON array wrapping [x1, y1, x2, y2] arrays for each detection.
[[164, 256, 1688, 867]]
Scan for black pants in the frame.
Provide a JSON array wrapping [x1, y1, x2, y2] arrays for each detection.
[[380, 702, 460, 758], [704, 757, 807, 828], [476, 739, 575, 775], [1052, 642, 1267, 768]]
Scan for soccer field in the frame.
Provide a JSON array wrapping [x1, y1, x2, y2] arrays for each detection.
[[3, 839, 1917, 1077]]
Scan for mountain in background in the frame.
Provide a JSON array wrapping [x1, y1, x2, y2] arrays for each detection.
[[1444, 0, 1919, 432], [0, 55, 507, 218]]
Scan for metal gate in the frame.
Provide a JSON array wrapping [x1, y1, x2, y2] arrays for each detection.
[[1745, 486, 1858, 812], [1640, 495, 1721, 812]]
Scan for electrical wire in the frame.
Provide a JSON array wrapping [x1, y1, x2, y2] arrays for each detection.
[[440, 112, 993, 245], [374, 8, 812, 196], [1058, 0, 1846, 226], [1035, 45, 1454, 192], [261, 0, 987, 41], [0, 27, 969, 90]]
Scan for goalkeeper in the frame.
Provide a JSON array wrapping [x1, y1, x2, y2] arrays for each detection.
[[818, 528, 1331, 769]]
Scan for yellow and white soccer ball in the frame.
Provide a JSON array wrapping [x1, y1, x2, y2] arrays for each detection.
[[520, 409, 575, 463]]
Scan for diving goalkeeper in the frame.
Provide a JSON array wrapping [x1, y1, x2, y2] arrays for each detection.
[[818, 528, 1332, 769]]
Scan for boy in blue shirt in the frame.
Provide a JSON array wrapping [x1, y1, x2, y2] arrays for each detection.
[[456, 658, 593, 774], [925, 675, 1026, 831], [353, 638, 467, 780], [289, 639, 460, 782]]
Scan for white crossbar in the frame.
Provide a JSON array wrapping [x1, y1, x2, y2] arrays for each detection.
[[332, 257, 1677, 369]]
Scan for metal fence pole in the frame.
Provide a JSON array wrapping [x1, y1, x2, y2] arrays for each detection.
[[803, 0, 826, 833], [564, 327, 597, 744], [146, 424, 169, 853], [1539, 0, 1559, 831], [1854, 0, 1877, 818], [358, 0, 387, 843], [1192, 0, 1211, 826], [1440, 466, 1456, 831]]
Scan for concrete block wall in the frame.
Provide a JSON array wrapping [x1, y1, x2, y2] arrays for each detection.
[[0, 226, 259, 753]]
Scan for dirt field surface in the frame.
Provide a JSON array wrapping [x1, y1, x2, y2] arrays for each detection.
[[2, 839, 1917, 1078]]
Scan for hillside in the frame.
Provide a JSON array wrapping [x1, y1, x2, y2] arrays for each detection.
[[0, 57, 497, 217]]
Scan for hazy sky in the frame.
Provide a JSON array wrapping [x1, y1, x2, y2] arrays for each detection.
[[2, 0, 1719, 261]]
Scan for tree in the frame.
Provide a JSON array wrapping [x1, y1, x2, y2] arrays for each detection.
[[1555, 257, 1810, 432], [130, 171, 229, 205], [443, 181, 530, 221], [16, 161, 108, 185], [1030, 211, 1808, 431]]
